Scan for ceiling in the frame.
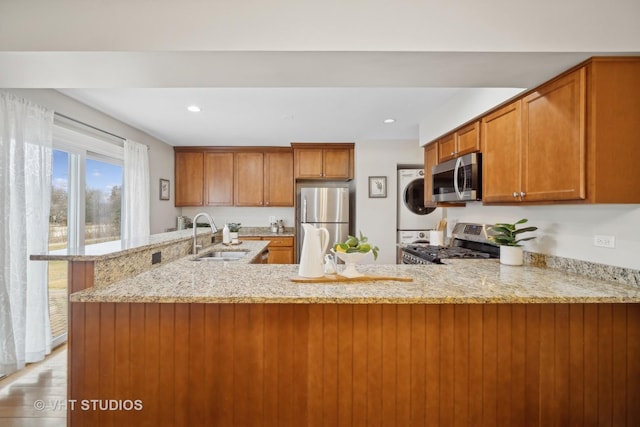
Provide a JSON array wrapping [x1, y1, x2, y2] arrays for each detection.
[[49, 51, 606, 147], [2, 0, 639, 148], [58, 87, 465, 147], [0, 49, 613, 148]]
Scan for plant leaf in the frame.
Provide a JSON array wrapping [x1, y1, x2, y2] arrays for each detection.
[[513, 226, 538, 234]]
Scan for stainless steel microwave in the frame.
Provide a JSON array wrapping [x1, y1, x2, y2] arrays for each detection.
[[432, 153, 482, 202]]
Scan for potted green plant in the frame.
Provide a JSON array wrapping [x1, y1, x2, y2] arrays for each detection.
[[489, 218, 537, 266], [228, 223, 241, 244]]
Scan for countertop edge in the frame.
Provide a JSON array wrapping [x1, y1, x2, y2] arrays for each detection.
[[69, 295, 639, 304]]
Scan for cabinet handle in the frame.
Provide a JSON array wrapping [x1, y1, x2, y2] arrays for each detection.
[[520, 191, 526, 198], [512, 192, 518, 198], [451, 151, 455, 156]]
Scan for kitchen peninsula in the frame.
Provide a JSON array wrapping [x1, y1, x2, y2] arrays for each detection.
[[34, 232, 640, 426]]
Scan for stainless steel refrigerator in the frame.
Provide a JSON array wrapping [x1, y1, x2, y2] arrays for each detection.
[[297, 187, 350, 262]]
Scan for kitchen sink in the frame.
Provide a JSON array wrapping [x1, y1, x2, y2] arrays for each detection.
[[194, 250, 248, 261]]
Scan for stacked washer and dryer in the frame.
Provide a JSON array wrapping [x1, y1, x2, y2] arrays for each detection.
[[396, 169, 442, 263]]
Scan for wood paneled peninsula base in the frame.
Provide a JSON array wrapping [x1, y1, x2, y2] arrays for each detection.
[[63, 255, 640, 426], [70, 301, 639, 426]]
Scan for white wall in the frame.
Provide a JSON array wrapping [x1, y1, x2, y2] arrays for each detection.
[[446, 203, 640, 270], [419, 88, 524, 144], [180, 207, 294, 230], [6, 89, 179, 234], [354, 140, 442, 264]]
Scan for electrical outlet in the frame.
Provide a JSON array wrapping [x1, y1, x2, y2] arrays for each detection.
[[594, 235, 615, 248], [269, 215, 276, 224]]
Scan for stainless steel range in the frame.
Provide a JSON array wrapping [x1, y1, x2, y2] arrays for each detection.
[[401, 222, 499, 264]]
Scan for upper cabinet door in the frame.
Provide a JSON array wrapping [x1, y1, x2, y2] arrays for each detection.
[[437, 134, 456, 163], [264, 151, 294, 206], [437, 122, 480, 163], [204, 152, 234, 206], [521, 68, 586, 202], [295, 148, 324, 178], [234, 152, 264, 206], [323, 148, 353, 179], [292, 144, 354, 180], [455, 121, 481, 157], [482, 101, 522, 203], [175, 151, 204, 206]]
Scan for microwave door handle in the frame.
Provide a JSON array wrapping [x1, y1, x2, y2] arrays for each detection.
[[453, 157, 464, 199]]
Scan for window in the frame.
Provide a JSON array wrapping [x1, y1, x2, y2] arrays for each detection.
[[49, 150, 70, 344], [84, 157, 122, 245], [47, 120, 124, 344]]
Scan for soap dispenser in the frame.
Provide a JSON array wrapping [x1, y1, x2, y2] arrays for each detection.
[[222, 223, 230, 244]]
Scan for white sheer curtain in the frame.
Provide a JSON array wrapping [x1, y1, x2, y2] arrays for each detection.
[[0, 92, 54, 376], [122, 139, 150, 242]]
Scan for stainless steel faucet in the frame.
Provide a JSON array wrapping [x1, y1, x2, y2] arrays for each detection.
[[192, 212, 218, 254]]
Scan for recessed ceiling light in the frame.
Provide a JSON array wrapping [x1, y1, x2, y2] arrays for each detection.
[[187, 105, 201, 113], [383, 118, 396, 124]]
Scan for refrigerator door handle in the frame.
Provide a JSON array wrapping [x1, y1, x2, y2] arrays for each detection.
[[302, 197, 307, 223]]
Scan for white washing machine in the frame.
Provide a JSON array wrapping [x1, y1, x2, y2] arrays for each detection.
[[397, 169, 441, 230]]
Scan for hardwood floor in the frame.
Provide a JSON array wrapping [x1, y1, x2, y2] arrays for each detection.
[[0, 345, 67, 427]]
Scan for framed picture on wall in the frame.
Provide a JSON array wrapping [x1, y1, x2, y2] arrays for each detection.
[[159, 179, 170, 200], [368, 176, 387, 198]]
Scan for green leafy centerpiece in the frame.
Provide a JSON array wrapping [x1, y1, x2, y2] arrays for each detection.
[[331, 232, 379, 277]]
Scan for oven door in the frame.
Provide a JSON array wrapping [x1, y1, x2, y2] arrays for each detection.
[[432, 153, 482, 202]]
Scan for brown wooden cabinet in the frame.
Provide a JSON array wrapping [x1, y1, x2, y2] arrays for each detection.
[[292, 143, 354, 179], [204, 152, 234, 206], [264, 151, 294, 206], [482, 57, 640, 204], [265, 236, 295, 264], [243, 235, 294, 264], [234, 151, 265, 206], [437, 121, 480, 163], [521, 67, 586, 202], [235, 150, 294, 207], [175, 147, 294, 207], [481, 101, 523, 203], [175, 150, 204, 206], [482, 69, 586, 203], [423, 142, 438, 207]]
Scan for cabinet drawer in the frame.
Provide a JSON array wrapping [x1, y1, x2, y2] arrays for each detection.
[[265, 237, 294, 247]]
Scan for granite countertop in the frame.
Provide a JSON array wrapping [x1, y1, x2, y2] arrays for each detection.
[[30, 228, 215, 261], [238, 226, 295, 238], [70, 241, 640, 304]]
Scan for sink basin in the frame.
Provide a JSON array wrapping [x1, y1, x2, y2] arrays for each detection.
[[194, 250, 248, 261]]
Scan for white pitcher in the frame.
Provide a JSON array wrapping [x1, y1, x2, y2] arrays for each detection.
[[298, 224, 330, 278]]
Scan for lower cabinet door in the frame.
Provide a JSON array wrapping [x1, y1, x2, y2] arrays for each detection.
[[267, 247, 294, 264]]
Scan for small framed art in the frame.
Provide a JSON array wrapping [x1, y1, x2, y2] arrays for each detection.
[[159, 179, 170, 200], [368, 176, 387, 198]]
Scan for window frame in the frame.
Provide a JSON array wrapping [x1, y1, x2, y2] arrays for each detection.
[[52, 123, 125, 248]]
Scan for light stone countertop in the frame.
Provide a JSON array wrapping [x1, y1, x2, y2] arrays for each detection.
[[70, 241, 640, 304], [30, 228, 215, 261]]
